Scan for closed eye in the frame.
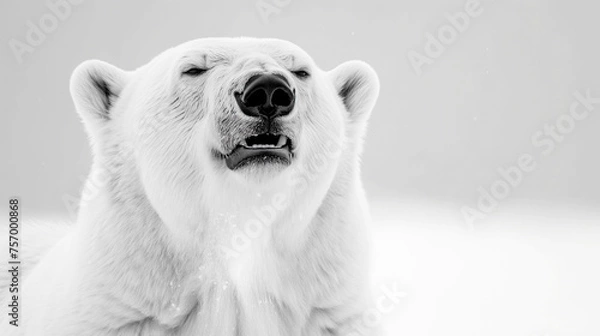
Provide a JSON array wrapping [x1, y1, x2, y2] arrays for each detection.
[[291, 70, 310, 79], [182, 67, 208, 76]]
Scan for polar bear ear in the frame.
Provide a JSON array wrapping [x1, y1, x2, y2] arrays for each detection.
[[329, 60, 380, 125], [70, 60, 129, 134]]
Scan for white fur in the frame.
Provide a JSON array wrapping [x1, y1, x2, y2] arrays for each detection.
[[0, 37, 380, 336]]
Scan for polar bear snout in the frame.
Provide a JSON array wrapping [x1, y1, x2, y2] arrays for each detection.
[[234, 73, 295, 119]]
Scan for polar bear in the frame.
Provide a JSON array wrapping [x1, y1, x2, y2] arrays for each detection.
[[1, 37, 380, 335]]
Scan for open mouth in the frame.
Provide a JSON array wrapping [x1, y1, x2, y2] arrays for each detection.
[[225, 133, 293, 170]]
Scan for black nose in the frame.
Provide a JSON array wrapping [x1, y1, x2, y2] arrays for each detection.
[[235, 74, 295, 118]]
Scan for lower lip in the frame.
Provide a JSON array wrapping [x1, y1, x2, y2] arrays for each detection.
[[225, 146, 292, 170]]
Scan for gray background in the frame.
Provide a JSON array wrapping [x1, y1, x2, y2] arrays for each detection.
[[2, 0, 599, 217], [2, 1, 600, 335]]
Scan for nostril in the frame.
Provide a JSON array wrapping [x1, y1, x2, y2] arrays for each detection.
[[244, 89, 268, 107], [271, 88, 293, 107], [236, 74, 295, 118]]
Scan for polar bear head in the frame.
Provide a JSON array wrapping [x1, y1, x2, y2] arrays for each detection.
[[70, 38, 379, 244]]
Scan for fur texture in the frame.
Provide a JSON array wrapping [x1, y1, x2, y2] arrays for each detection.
[[0, 37, 380, 336]]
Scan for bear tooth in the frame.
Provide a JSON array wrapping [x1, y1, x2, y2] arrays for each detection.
[[276, 136, 287, 147]]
